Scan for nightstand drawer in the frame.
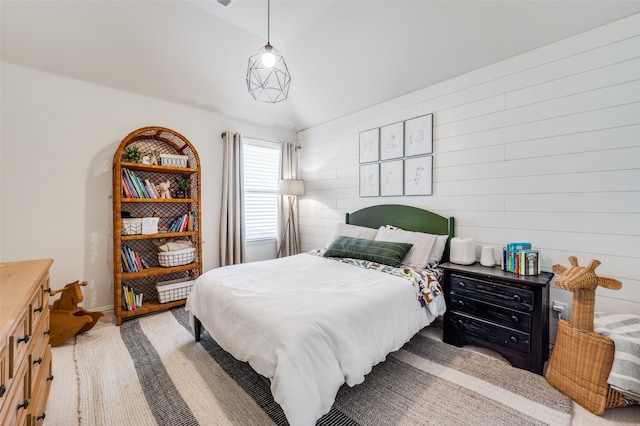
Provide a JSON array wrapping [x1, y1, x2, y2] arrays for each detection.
[[450, 312, 531, 354], [449, 294, 531, 333], [451, 274, 533, 312]]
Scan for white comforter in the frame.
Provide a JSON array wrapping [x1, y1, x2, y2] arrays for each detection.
[[185, 253, 445, 426]]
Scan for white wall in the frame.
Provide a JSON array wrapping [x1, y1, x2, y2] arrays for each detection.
[[0, 62, 296, 311], [297, 14, 640, 339]]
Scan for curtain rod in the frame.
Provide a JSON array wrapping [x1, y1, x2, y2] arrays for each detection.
[[221, 132, 299, 149]]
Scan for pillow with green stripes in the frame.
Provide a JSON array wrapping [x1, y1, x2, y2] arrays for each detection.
[[323, 236, 413, 268]]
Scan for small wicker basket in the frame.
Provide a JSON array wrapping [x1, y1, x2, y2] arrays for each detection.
[[158, 247, 195, 267], [121, 218, 143, 235], [160, 154, 188, 168], [156, 278, 194, 303]]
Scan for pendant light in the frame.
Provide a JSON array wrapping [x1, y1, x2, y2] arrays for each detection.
[[246, 0, 291, 103]]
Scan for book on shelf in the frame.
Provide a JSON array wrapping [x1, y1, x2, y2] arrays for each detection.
[[122, 167, 161, 199], [121, 245, 149, 273], [122, 286, 143, 311], [168, 211, 197, 233], [145, 179, 159, 198], [501, 242, 540, 275], [121, 177, 132, 198]]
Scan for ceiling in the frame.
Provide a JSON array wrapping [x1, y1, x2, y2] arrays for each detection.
[[2, 1, 640, 131]]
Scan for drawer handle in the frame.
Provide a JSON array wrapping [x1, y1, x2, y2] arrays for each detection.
[[459, 281, 467, 288], [456, 319, 464, 327], [44, 329, 51, 336], [457, 300, 465, 307], [511, 315, 519, 323], [37, 413, 46, 421], [17, 399, 29, 410], [512, 294, 522, 302], [44, 288, 52, 294], [0, 384, 5, 398], [33, 357, 43, 366], [17, 335, 30, 345], [509, 336, 518, 344], [47, 375, 54, 382], [34, 305, 44, 314]]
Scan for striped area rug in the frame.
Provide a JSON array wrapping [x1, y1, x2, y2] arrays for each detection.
[[74, 308, 572, 425]]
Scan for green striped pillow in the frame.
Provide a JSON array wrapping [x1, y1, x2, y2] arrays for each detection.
[[323, 236, 413, 268]]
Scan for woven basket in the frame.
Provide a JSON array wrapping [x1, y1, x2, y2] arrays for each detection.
[[546, 320, 631, 415], [121, 218, 142, 236], [158, 247, 195, 267], [159, 154, 188, 168], [156, 278, 194, 303]]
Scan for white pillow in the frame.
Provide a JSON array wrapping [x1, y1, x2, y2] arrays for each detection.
[[375, 226, 436, 269], [427, 235, 449, 266], [326, 223, 378, 247]]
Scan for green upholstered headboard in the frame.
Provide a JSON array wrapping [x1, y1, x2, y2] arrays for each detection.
[[345, 204, 455, 263]]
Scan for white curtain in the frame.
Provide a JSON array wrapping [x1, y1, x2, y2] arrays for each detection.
[[277, 142, 301, 257], [220, 132, 246, 266]]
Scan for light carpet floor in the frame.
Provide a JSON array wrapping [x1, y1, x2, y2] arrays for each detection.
[[44, 310, 639, 425]]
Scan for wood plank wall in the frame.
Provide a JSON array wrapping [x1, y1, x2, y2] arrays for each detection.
[[297, 14, 640, 327]]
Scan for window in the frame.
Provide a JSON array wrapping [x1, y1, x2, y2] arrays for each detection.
[[243, 138, 279, 241]]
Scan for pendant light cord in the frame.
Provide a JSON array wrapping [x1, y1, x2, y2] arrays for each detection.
[[267, 0, 271, 44]]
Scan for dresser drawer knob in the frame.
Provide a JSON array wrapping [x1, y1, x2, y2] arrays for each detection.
[[512, 294, 522, 302], [44, 329, 51, 336], [47, 375, 54, 382], [0, 384, 6, 398], [456, 319, 464, 327], [36, 413, 46, 422], [17, 399, 29, 410], [457, 300, 465, 307], [459, 282, 467, 288], [34, 305, 44, 314], [44, 287, 52, 294], [17, 335, 30, 345], [33, 357, 43, 366], [511, 315, 519, 323], [509, 336, 518, 344]]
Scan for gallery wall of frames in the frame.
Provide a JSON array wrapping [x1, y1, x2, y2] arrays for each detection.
[[359, 113, 433, 197]]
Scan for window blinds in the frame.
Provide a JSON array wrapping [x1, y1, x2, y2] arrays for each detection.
[[243, 139, 279, 241]]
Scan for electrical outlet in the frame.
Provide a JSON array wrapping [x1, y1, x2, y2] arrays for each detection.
[[552, 301, 568, 319]]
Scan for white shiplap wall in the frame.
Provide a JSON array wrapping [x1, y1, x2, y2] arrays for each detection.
[[297, 14, 640, 327]]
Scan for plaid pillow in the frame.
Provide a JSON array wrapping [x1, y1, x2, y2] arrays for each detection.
[[324, 236, 413, 268]]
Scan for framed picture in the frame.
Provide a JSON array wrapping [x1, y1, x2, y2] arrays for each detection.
[[380, 160, 403, 196], [404, 156, 433, 196], [359, 128, 379, 163], [359, 163, 380, 197], [404, 114, 433, 157], [380, 122, 404, 160]]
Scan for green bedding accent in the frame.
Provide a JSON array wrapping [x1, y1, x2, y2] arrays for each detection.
[[324, 236, 413, 267]]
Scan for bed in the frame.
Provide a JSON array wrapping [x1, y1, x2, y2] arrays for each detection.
[[185, 204, 454, 426]]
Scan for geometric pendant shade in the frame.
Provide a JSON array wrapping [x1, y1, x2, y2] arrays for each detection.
[[246, 44, 291, 103]]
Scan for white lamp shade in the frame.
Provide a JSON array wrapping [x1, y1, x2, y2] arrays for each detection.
[[278, 179, 304, 196]]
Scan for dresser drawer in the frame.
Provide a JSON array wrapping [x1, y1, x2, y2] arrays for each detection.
[[0, 358, 30, 426], [449, 294, 531, 333], [30, 346, 52, 426], [29, 310, 50, 391], [450, 311, 531, 354], [8, 308, 31, 379], [28, 287, 46, 336], [0, 343, 8, 413], [450, 274, 534, 312]]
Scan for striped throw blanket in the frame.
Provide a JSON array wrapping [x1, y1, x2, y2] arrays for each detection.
[[594, 312, 640, 401]]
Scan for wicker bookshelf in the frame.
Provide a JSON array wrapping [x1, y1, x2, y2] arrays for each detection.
[[112, 126, 202, 325]]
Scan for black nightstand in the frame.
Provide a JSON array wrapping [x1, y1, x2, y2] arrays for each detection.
[[440, 262, 552, 375]]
